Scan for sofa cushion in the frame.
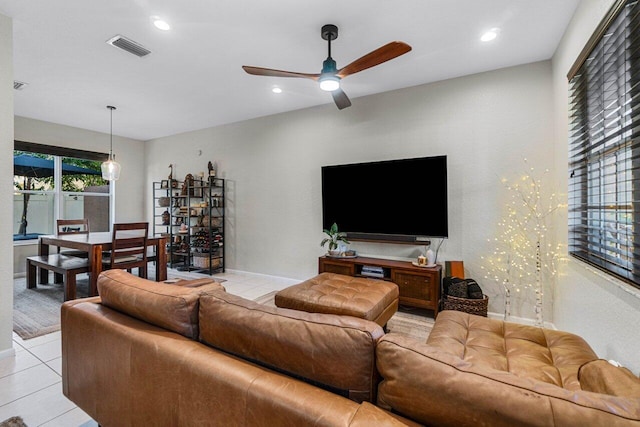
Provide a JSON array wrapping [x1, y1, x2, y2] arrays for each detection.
[[97, 269, 224, 339], [426, 310, 597, 390], [579, 359, 640, 397], [377, 333, 640, 426], [199, 290, 384, 403]]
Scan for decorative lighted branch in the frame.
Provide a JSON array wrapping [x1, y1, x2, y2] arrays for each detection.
[[481, 161, 564, 326]]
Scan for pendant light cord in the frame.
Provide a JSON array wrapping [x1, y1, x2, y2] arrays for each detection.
[[107, 105, 116, 160]]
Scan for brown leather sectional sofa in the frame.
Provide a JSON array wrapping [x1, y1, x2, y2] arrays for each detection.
[[61, 270, 640, 426]]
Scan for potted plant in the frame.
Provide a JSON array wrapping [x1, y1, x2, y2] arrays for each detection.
[[321, 223, 350, 256]]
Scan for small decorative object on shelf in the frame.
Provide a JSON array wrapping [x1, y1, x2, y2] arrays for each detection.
[[181, 174, 195, 196], [426, 247, 436, 266], [161, 210, 170, 225]]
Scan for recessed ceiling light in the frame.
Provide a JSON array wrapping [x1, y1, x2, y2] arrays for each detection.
[[481, 28, 500, 42], [272, 87, 282, 94], [152, 17, 171, 31]]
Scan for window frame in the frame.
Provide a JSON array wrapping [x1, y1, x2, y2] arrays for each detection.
[[13, 141, 112, 244], [567, 0, 640, 288]]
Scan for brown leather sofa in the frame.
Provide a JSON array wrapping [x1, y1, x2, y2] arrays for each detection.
[[61, 270, 640, 426]]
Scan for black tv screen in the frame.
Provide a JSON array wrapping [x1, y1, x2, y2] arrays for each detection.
[[321, 156, 448, 242]]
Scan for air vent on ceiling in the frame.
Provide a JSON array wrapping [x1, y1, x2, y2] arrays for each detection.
[[13, 81, 28, 90], [106, 35, 151, 57]]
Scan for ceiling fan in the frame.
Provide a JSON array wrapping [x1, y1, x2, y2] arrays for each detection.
[[242, 24, 412, 110]]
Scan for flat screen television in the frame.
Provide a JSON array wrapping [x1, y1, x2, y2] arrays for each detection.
[[321, 156, 448, 243]]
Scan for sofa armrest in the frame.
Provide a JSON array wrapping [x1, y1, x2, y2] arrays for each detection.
[[349, 402, 420, 426], [62, 296, 102, 307], [376, 334, 640, 427]]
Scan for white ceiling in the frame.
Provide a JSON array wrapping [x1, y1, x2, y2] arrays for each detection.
[[0, 0, 580, 141]]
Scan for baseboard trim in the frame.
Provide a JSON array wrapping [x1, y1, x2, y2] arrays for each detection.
[[487, 311, 556, 329], [223, 268, 300, 286], [225, 269, 559, 329], [0, 347, 16, 360]]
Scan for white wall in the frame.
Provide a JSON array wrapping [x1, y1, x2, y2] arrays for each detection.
[[146, 60, 556, 320], [0, 13, 14, 357], [13, 116, 146, 273], [551, 0, 640, 373]]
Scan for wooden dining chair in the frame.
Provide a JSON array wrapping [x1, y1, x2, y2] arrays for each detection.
[[56, 219, 90, 255], [57, 218, 90, 235], [102, 222, 149, 278], [51, 218, 90, 283]]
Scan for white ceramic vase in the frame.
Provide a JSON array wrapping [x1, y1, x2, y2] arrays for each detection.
[[426, 248, 436, 266]]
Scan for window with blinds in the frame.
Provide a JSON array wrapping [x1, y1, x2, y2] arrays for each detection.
[[568, 0, 640, 287]]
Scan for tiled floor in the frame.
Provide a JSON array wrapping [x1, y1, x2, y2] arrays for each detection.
[[1, 268, 297, 426]]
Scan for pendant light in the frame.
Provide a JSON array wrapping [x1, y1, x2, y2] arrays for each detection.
[[101, 105, 121, 181]]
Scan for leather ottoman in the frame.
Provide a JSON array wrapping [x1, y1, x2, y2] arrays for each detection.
[[275, 272, 399, 327]]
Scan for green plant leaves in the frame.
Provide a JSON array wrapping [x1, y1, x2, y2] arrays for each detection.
[[321, 222, 350, 249]]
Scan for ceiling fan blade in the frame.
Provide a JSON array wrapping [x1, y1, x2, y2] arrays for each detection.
[[332, 88, 352, 110], [242, 66, 320, 80], [336, 41, 412, 79]]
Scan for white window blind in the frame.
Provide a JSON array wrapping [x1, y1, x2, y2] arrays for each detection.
[[568, 0, 640, 286]]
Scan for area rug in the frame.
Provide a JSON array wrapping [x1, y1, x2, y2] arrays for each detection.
[[0, 416, 28, 427], [12, 267, 227, 340], [13, 276, 91, 340], [254, 291, 434, 342]]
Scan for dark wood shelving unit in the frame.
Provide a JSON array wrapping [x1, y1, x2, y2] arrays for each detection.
[[318, 256, 442, 316]]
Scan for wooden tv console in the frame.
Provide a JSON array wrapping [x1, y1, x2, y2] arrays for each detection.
[[318, 256, 441, 317]]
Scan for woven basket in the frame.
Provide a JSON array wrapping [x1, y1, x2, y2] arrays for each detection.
[[443, 294, 488, 317], [202, 215, 223, 228], [157, 197, 170, 207], [193, 255, 221, 269]]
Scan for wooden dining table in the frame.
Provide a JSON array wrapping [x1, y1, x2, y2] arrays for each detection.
[[38, 232, 167, 296]]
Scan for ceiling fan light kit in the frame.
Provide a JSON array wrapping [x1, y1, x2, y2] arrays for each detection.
[[243, 24, 411, 110], [319, 75, 340, 92]]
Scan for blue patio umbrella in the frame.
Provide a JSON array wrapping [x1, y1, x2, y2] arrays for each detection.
[[14, 154, 102, 177]]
